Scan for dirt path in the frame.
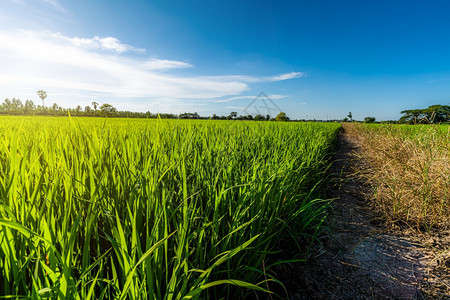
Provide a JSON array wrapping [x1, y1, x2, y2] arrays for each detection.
[[282, 124, 450, 299]]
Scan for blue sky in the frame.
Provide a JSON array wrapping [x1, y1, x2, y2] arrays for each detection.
[[1, 0, 450, 120]]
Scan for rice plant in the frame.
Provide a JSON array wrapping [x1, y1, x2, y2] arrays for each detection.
[[0, 116, 340, 299]]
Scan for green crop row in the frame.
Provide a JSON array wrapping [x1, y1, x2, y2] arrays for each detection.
[[0, 116, 340, 299]]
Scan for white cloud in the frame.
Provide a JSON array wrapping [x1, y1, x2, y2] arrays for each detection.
[[267, 72, 306, 81], [0, 29, 304, 111], [0, 29, 246, 99], [207, 72, 306, 83], [52, 33, 145, 53], [144, 58, 193, 70]]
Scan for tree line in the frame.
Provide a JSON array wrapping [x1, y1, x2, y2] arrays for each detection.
[[0, 98, 175, 118], [0, 97, 293, 121], [4, 91, 447, 123]]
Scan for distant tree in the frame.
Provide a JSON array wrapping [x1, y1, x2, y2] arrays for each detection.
[[400, 105, 450, 123], [92, 101, 98, 111], [236, 114, 253, 120], [51, 103, 59, 111], [228, 111, 238, 120], [12, 98, 23, 111], [275, 112, 289, 121], [342, 117, 348, 122], [1, 98, 24, 113], [158, 113, 177, 119], [426, 105, 450, 122], [37, 90, 47, 107], [364, 117, 376, 123], [400, 109, 422, 123], [84, 106, 92, 115], [100, 103, 117, 117], [347, 112, 353, 122], [180, 112, 200, 119], [24, 100, 35, 113], [253, 114, 264, 121], [2, 98, 12, 111]]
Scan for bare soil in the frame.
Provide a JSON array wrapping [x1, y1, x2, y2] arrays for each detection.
[[275, 124, 450, 299]]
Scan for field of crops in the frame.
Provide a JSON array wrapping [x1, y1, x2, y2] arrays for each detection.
[[0, 116, 340, 299], [356, 123, 449, 229]]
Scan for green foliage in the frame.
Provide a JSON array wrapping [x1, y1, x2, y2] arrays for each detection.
[[0, 98, 24, 114], [0, 99, 285, 121], [227, 111, 238, 120], [0, 117, 340, 298], [179, 112, 200, 119], [254, 114, 265, 121], [400, 104, 450, 123], [99, 103, 117, 117], [364, 117, 376, 123], [275, 112, 289, 121]]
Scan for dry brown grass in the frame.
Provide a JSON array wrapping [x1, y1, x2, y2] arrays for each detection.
[[351, 123, 450, 229]]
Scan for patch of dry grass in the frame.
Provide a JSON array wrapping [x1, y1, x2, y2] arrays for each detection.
[[353, 123, 449, 229]]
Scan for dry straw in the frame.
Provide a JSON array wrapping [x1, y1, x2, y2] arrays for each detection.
[[355, 123, 449, 229]]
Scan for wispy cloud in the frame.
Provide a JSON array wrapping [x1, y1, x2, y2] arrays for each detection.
[[0, 29, 304, 111], [0, 29, 246, 99], [267, 71, 306, 81], [207, 72, 306, 83], [5, 0, 66, 15], [40, 0, 66, 12], [144, 58, 193, 70], [52, 33, 144, 53]]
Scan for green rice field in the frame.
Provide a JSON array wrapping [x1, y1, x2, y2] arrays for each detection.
[[0, 116, 340, 299], [364, 123, 450, 136]]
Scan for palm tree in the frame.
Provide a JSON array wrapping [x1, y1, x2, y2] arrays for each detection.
[[37, 90, 47, 107], [347, 112, 353, 122]]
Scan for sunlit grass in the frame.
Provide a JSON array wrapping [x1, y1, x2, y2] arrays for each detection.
[[356, 123, 449, 230], [0, 116, 340, 299]]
